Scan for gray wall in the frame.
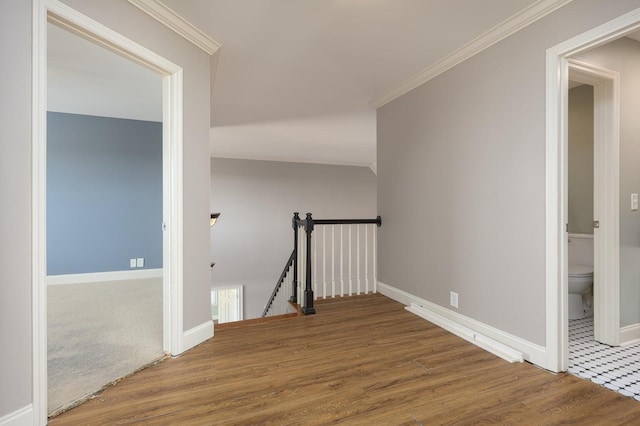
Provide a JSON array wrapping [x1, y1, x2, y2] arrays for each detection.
[[0, 0, 211, 418], [568, 85, 595, 235], [377, 0, 640, 347], [0, 0, 33, 416], [573, 38, 640, 327], [47, 112, 163, 275], [210, 158, 377, 319]]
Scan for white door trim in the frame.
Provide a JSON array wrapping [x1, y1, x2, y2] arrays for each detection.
[[568, 60, 620, 346], [32, 0, 184, 422], [545, 7, 640, 372]]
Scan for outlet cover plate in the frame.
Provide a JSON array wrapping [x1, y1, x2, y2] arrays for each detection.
[[130, 258, 136, 268], [136, 258, 144, 268], [450, 291, 459, 308]]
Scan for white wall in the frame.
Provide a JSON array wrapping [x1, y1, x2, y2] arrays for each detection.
[[0, 0, 211, 419], [210, 158, 377, 319], [377, 0, 640, 349], [573, 37, 640, 327]]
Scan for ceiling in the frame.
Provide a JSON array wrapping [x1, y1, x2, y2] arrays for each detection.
[[48, 22, 162, 122], [163, 0, 541, 167], [49, 1, 585, 168]]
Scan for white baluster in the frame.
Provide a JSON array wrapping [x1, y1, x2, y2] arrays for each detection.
[[340, 225, 344, 297], [331, 225, 335, 298], [357, 224, 361, 294], [314, 225, 317, 297], [348, 225, 352, 296], [365, 224, 369, 294], [373, 223, 377, 293], [322, 226, 326, 300], [287, 269, 292, 310]]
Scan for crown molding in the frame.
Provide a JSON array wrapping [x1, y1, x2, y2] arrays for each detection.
[[371, 0, 573, 108], [211, 153, 375, 169], [127, 0, 221, 55]]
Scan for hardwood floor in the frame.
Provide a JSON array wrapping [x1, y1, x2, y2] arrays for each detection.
[[50, 294, 640, 425]]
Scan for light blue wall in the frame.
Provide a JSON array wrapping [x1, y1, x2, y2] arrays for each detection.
[[47, 112, 163, 275]]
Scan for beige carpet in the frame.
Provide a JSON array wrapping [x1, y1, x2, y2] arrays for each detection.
[[47, 278, 164, 416]]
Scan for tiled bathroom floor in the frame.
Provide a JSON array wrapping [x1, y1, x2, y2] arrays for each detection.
[[569, 316, 640, 400]]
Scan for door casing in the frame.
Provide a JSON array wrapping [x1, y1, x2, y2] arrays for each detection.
[[545, 7, 640, 373], [32, 0, 185, 422]]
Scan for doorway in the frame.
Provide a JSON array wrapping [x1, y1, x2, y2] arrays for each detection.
[[546, 7, 640, 373], [32, 1, 185, 423], [568, 60, 620, 346], [211, 285, 244, 323], [46, 19, 165, 415]]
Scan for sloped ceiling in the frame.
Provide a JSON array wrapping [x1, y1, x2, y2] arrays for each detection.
[[161, 0, 548, 167], [51, 1, 581, 167]]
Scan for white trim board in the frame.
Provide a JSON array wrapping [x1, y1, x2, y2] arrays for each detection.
[[406, 304, 523, 363], [377, 282, 546, 367], [47, 268, 163, 285], [620, 323, 640, 347], [0, 405, 32, 426], [371, 0, 573, 108], [127, 0, 220, 55], [180, 320, 214, 354]]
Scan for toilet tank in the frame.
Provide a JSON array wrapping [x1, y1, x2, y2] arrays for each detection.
[[568, 233, 593, 267]]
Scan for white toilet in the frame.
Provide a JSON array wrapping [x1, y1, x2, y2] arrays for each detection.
[[568, 234, 593, 320]]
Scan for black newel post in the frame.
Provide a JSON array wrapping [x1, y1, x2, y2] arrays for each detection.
[[302, 213, 316, 315], [290, 212, 300, 303]]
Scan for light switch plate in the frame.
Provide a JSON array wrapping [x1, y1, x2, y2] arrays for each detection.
[[632, 193, 638, 211]]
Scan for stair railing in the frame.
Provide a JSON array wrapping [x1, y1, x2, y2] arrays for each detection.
[[294, 212, 382, 315], [263, 212, 382, 317], [261, 251, 296, 317]]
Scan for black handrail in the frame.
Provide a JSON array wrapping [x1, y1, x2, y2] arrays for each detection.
[[262, 250, 295, 317], [312, 217, 382, 226]]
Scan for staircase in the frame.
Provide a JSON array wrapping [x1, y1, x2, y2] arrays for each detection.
[[262, 212, 382, 317]]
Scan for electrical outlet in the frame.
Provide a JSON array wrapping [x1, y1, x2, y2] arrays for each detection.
[[450, 291, 459, 308], [130, 258, 136, 268], [136, 258, 144, 268]]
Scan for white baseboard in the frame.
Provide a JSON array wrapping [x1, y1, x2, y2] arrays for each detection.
[[181, 320, 214, 353], [620, 323, 640, 346], [0, 405, 33, 426], [47, 268, 163, 285], [378, 282, 547, 367]]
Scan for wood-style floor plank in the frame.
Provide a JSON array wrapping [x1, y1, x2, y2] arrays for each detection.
[[50, 294, 640, 425]]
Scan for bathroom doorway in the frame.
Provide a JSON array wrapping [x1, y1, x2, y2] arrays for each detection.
[[567, 60, 620, 346], [544, 9, 640, 373], [563, 34, 640, 401]]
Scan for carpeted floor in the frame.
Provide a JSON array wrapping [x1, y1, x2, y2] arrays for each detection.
[[47, 277, 165, 416]]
